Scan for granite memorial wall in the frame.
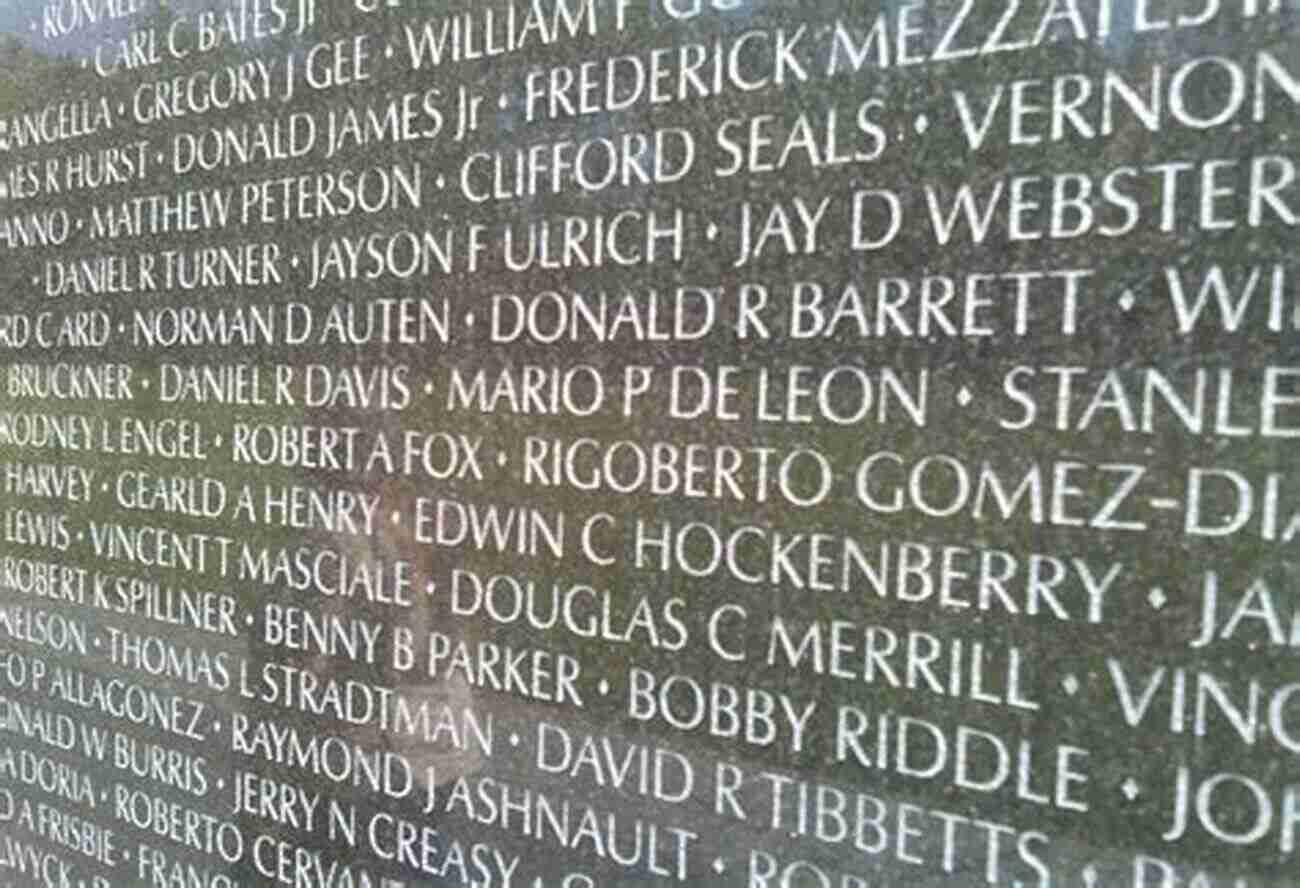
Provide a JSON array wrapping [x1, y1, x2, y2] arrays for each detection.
[[0, 0, 1296, 885]]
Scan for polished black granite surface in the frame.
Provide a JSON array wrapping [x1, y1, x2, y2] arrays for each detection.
[[0, 1, 1296, 886]]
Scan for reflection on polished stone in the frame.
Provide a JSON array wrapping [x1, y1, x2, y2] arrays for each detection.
[[0, 0, 1296, 886]]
